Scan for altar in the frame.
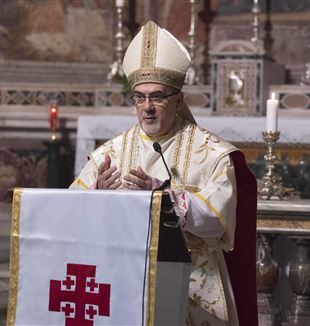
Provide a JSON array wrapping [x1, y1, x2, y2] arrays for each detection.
[[70, 112, 310, 325], [74, 115, 310, 199]]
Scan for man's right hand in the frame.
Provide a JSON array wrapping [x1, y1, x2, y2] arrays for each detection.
[[96, 155, 121, 189]]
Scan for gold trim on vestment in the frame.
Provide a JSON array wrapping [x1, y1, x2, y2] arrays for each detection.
[[206, 149, 237, 183], [193, 192, 224, 226], [171, 119, 185, 185], [186, 232, 229, 322], [139, 132, 173, 142], [147, 191, 162, 326], [128, 125, 139, 171], [171, 181, 200, 193], [88, 140, 115, 171], [119, 129, 129, 176], [72, 178, 89, 189], [192, 192, 231, 245], [139, 133, 153, 141], [214, 250, 229, 321], [6, 188, 22, 326], [182, 124, 196, 185]]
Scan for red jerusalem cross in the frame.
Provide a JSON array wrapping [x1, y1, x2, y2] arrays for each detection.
[[49, 263, 111, 326]]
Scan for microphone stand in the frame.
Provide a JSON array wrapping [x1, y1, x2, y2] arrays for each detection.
[[152, 142, 179, 228], [152, 142, 171, 191]]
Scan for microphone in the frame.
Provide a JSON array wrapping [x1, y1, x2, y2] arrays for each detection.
[[153, 142, 171, 190]]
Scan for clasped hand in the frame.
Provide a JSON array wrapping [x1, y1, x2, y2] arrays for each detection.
[[96, 155, 152, 190]]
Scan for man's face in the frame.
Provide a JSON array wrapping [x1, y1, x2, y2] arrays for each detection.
[[133, 83, 182, 137]]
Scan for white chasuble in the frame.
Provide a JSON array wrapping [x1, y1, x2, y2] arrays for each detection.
[[7, 188, 162, 326], [71, 116, 240, 325]]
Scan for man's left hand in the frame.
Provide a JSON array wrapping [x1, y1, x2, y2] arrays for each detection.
[[123, 167, 153, 190]]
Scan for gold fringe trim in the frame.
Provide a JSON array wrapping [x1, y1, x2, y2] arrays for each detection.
[[6, 188, 23, 326], [146, 191, 162, 326]]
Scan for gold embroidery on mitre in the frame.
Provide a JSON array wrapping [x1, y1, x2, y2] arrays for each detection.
[[128, 21, 186, 89], [128, 67, 185, 90], [141, 21, 157, 68]]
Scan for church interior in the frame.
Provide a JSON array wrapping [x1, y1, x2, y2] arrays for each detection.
[[0, 0, 310, 324]]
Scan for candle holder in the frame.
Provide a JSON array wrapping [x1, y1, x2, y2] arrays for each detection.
[[251, 0, 260, 44], [185, 0, 201, 85], [259, 131, 285, 200], [49, 105, 58, 141], [107, 1, 125, 84]]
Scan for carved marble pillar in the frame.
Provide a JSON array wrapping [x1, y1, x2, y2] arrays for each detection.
[[285, 237, 310, 326], [256, 233, 280, 326]]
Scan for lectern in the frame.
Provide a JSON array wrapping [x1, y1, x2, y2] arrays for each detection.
[[6, 189, 191, 326]]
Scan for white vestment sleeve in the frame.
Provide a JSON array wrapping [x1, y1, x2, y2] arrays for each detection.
[[69, 158, 98, 190], [181, 155, 237, 250]]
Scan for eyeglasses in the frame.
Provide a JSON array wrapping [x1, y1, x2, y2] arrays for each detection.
[[131, 91, 179, 105]]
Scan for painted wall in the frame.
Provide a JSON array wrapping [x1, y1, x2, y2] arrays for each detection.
[[0, 0, 114, 62], [0, 0, 310, 83]]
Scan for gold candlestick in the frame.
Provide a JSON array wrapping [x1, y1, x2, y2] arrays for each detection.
[[107, 1, 125, 84], [185, 0, 200, 85], [259, 131, 285, 200], [251, 0, 260, 44]]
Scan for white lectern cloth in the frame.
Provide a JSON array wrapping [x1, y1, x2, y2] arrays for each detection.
[[7, 188, 161, 326]]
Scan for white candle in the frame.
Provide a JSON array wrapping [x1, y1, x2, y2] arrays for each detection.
[[266, 92, 279, 132], [116, 0, 124, 7]]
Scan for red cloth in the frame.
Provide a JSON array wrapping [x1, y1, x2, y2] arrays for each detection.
[[224, 151, 258, 326]]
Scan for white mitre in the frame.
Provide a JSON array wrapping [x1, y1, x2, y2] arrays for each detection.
[[123, 20, 196, 123], [123, 20, 191, 90]]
